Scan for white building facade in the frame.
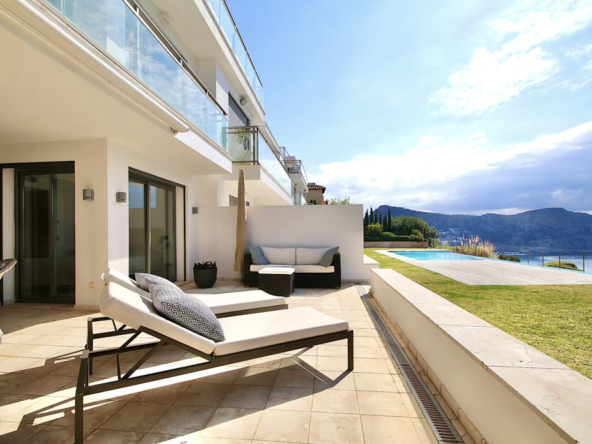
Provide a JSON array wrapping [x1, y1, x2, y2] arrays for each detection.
[[0, 0, 311, 307]]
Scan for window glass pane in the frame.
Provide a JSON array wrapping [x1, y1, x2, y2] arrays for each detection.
[[53, 173, 76, 299], [150, 186, 175, 281], [129, 181, 146, 277]]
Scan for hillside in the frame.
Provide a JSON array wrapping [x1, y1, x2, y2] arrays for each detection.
[[376, 206, 592, 251]]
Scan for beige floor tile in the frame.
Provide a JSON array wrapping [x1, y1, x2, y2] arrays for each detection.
[[52, 399, 127, 428], [196, 438, 251, 444], [18, 424, 82, 444], [317, 345, 348, 357], [400, 392, 424, 418], [353, 358, 390, 374], [150, 404, 215, 435], [133, 381, 191, 404], [201, 407, 262, 440], [193, 368, 241, 385], [220, 385, 271, 409], [11, 375, 74, 396], [279, 355, 316, 369], [273, 369, 315, 389], [357, 391, 408, 417], [316, 356, 348, 372], [313, 371, 356, 391], [233, 367, 278, 386], [355, 337, 379, 347], [353, 373, 397, 392], [312, 389, 359, 414], [253, 409, 310, 443], [355, 347, 386, 359], [0, 373, 41, 394], [85, 429, 144, 444], [99, 401, 168, 432], [392, 373, 411, 392], [355, 329, 379, 338], [412, 417, 439, 444], [265, 387, 313, 412], [309, 412, 364, 444], [0, 421, 45, 444], [175, 383, 232, 407], [361, 415, 422, 444]]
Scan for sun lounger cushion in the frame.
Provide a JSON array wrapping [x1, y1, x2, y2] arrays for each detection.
[[100, 283, 216, 354], [213, 307, 349, 356], [102, 268, 150, 299], [193, 291, 286, 314], [250, 265, 335, 273], [149, 282, 225, 342]]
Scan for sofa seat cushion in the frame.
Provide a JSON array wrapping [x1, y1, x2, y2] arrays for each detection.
[[250, 264, 335, 273], [194, 290, 286, 315], [213, 307, 349, 356], [100, 283, 216, 355], [261, 247, 296, 265]]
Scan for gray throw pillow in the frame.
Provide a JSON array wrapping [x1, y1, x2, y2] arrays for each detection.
[[319, 247, 339, 267], [248, 246, 270, 265], [135, 273, 174, 292], [149, 282, 225, 343]]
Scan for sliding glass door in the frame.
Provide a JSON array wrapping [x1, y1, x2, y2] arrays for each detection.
[[17, 163, 75, 303], [129, 171, 176, 281]]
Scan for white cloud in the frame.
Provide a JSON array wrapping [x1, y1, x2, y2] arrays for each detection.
[[431, 0, 592, 116], [316, 121, 592, 212]]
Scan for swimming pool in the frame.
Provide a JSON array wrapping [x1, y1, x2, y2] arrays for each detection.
[[390, 250, 482, 261]]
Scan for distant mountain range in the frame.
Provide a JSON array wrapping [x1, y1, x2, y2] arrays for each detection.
[[376, 206, 592, 251]]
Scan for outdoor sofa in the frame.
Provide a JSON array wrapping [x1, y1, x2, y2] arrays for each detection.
[[244, 247, 341, 288], [74, 282, 353, 443]]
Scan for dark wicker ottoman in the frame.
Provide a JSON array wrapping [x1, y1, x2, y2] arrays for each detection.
[[258, 267, 295, 297]]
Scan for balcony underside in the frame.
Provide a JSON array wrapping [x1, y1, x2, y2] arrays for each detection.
[[224, 164, 292, 205], [0, 3, 232, 175]]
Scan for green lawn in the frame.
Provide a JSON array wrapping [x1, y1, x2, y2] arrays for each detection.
[[365, 248, 592, 379]]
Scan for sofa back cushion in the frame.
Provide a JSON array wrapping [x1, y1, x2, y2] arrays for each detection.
[[296, 248, 330, 265], [248, 246, 270, 265], [319, 247, 339, 267], [261, 247, 296, 265]]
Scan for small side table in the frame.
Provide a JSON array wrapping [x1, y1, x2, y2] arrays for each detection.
[[258, 267, 295, 297]]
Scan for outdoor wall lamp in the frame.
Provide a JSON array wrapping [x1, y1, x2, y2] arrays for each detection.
[[192, 207, 199, 214], [116, 192, 127, 203], [83, 189, 94, 201], [240, 96, 247, 106]]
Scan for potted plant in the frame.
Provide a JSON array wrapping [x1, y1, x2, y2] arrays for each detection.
[[193, 261, 217, 288]]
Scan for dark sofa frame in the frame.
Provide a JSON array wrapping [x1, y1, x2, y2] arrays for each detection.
[[244, 252, 341, 288]]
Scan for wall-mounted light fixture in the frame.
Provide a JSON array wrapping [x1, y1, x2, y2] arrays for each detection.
[[116, 192, 127, 203], [240, 96, 247, 106], [192, 207, 199, 214], [83, 189, 94, 201]]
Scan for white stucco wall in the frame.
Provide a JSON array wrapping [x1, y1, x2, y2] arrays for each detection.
[[206, 204, 367, 281], [2, 169, 16, 304]]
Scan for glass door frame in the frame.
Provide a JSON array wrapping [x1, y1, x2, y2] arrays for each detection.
[[14, 162, 76, 303], [129, 168, 184, 282]]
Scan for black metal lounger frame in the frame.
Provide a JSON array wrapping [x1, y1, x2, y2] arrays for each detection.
[[86, 305, 288, 373], [75, 325, 354, 443]]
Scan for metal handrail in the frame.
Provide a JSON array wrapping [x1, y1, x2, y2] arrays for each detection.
[[227, 126, 286, 169]]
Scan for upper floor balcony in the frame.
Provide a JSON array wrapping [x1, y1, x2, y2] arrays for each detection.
[[204, 0, 264, 107], [45, 0, 229, 151], [227, 126, 291, 194]]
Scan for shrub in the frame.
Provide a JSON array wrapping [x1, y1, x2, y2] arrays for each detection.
[[450, 236, 496, 258], [381, 232, 396, 241], [544, 261, 580, 271], [411, 229, 423, 239], [499, 255, 521, 262], [367, 223, 383, 237], [364, 236, 380, 242]]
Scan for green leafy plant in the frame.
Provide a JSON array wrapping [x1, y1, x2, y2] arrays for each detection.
[[544, 261, 580, 271], [367, 223, 383, 237], [328, 196, 352, 205], [194, 261, 217, 269], [499, 255, 521, 262]]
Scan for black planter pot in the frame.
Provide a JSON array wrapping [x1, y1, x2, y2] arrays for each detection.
[[193, 268, 217, 288]]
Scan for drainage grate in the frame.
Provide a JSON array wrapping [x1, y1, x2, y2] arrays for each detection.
[[355, 286, 463, 444]]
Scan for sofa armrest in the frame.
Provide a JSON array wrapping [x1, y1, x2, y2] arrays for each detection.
[[331, 253, 341, 287], [243, 253, 253, 285]]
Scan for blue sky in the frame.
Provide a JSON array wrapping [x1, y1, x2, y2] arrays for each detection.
[[227, 0, 592, 215]]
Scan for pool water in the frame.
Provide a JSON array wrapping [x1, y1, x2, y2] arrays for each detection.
[[391, 250, 481, 261]]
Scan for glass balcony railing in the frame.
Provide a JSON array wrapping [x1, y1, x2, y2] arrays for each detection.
[[293, 192, 307, 205], [46, 0, 228, 150], [205, 0, 264, 106], [227, 126, 291, 193], [284, 159, 308, 184]]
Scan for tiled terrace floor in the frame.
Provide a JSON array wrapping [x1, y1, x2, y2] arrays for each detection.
[[0, 282, 442, 444]]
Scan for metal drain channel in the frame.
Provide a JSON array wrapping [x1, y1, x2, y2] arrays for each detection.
[[355, 286, 463, 444]]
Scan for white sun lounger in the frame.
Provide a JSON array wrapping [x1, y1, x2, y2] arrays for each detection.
[[87, 269, 288, 368], [74, 283, 353, 443]]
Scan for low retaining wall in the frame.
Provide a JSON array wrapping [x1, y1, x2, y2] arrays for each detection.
[[370, 268, 592, 444], [364, 241, 428, 248]]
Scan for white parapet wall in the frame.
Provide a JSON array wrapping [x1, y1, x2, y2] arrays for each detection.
[[204, 204, 367, 281], [370, 268, 592, 444]]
